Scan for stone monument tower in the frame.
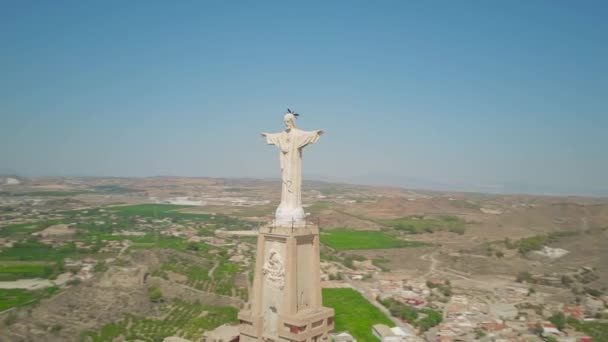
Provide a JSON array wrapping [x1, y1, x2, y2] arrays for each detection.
[[238, 111, 335, 342]]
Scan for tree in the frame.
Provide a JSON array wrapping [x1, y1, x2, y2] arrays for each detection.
[[147, 286, 163, 303], [342, 256, 355, 269], [50, 324, 63, 334], [399, 305, 419, 322], [584, 287, 603, 297], [186, 242, 200, 251], [417, 309, 442, 332], [548, 312, 566, 331]]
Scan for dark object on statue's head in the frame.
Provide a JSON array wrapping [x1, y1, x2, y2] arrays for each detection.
[[286, 108, 300, 117]]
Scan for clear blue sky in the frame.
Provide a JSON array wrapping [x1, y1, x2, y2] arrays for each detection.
[[1, 1, 607, 195]]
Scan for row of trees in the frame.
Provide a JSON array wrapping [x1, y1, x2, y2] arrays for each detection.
[[379, 298, 443, 332]]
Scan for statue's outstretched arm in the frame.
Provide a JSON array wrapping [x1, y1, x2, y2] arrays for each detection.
[[295, 129, 324, 149], [262, 132, 282, 146]]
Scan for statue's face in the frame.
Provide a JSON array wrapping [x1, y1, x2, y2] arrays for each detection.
[[284, 117, 295, 130]]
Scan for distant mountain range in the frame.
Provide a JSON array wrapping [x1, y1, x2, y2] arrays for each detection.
[[3, 171, 606, 197], [307, 172, 608, 197]]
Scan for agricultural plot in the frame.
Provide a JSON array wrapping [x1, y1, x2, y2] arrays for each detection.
[[153, 255, 246, 299], [0, 287, 59, 312], [0, 241, 83, 262], [0, 261, 59, 281], [154, 262, 212, 282], [322, 288, 393, 341], [92, 185, 143, 194], [382, 215, 467, 234], [108, 204, 252, 230], [320, 229, 428, 250], [128, 235, 209, 252], [84, 299, 238, 342], [0, 221, 59, 238], [0, 202, 252, 313], [567, 317, 608, 341], [0, 289, 36, 312], [0, 190, 89, 197], [110, 204, 204, 219]]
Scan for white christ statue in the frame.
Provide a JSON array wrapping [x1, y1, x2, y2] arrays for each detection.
[[261, 112, 324, 226]]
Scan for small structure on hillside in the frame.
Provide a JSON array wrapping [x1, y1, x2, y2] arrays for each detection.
[[540, 322, 563, 338], [533, 246, 569, 259], [204, 324, 239, 342], [372, 324, 420, 341]]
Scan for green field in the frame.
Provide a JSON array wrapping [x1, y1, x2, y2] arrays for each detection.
[[108, 204, 250, 230], [322, 288, 393, 341], [153, 254, 246, 299], [507, 231, 580, 254], [382, 215, 466, 234], [92, 185, 143, 194], [0, 221, 60, 238], [0, 287, 59, 312], [568, 317, 608, 341], [0, 261, 59, 281], [125, 235, 208, 252], [0, 241, 83, 262], [85, 299, 238, 342], [109, 204, 212, 219], [0, 289, 36, 311], [0, 191, 89, 197], [320, 229, 428, 250]]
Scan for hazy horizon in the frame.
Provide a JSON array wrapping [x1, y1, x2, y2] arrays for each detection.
[[1, 1, 607, 196], [2, 173, 607, 198]]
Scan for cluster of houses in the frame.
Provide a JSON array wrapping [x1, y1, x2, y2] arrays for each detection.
[[373, 279, 432, 309], [394, 281, 601, 341], [64, 257, 99, 281], [347, 276, 602, 342]]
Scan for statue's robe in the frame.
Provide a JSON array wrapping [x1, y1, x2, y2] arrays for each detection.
[[265, 128, 322, 225]]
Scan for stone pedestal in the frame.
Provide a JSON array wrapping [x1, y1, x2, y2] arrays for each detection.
[[274, 206, 306, 227], [239, 224, 334, 342]]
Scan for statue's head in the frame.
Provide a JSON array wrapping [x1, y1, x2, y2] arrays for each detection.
[[283, 113, 297, 130]]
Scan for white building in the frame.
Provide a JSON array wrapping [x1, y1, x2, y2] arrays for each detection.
[[372, 324, 421, 342], [332, 331, 357, 342]]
